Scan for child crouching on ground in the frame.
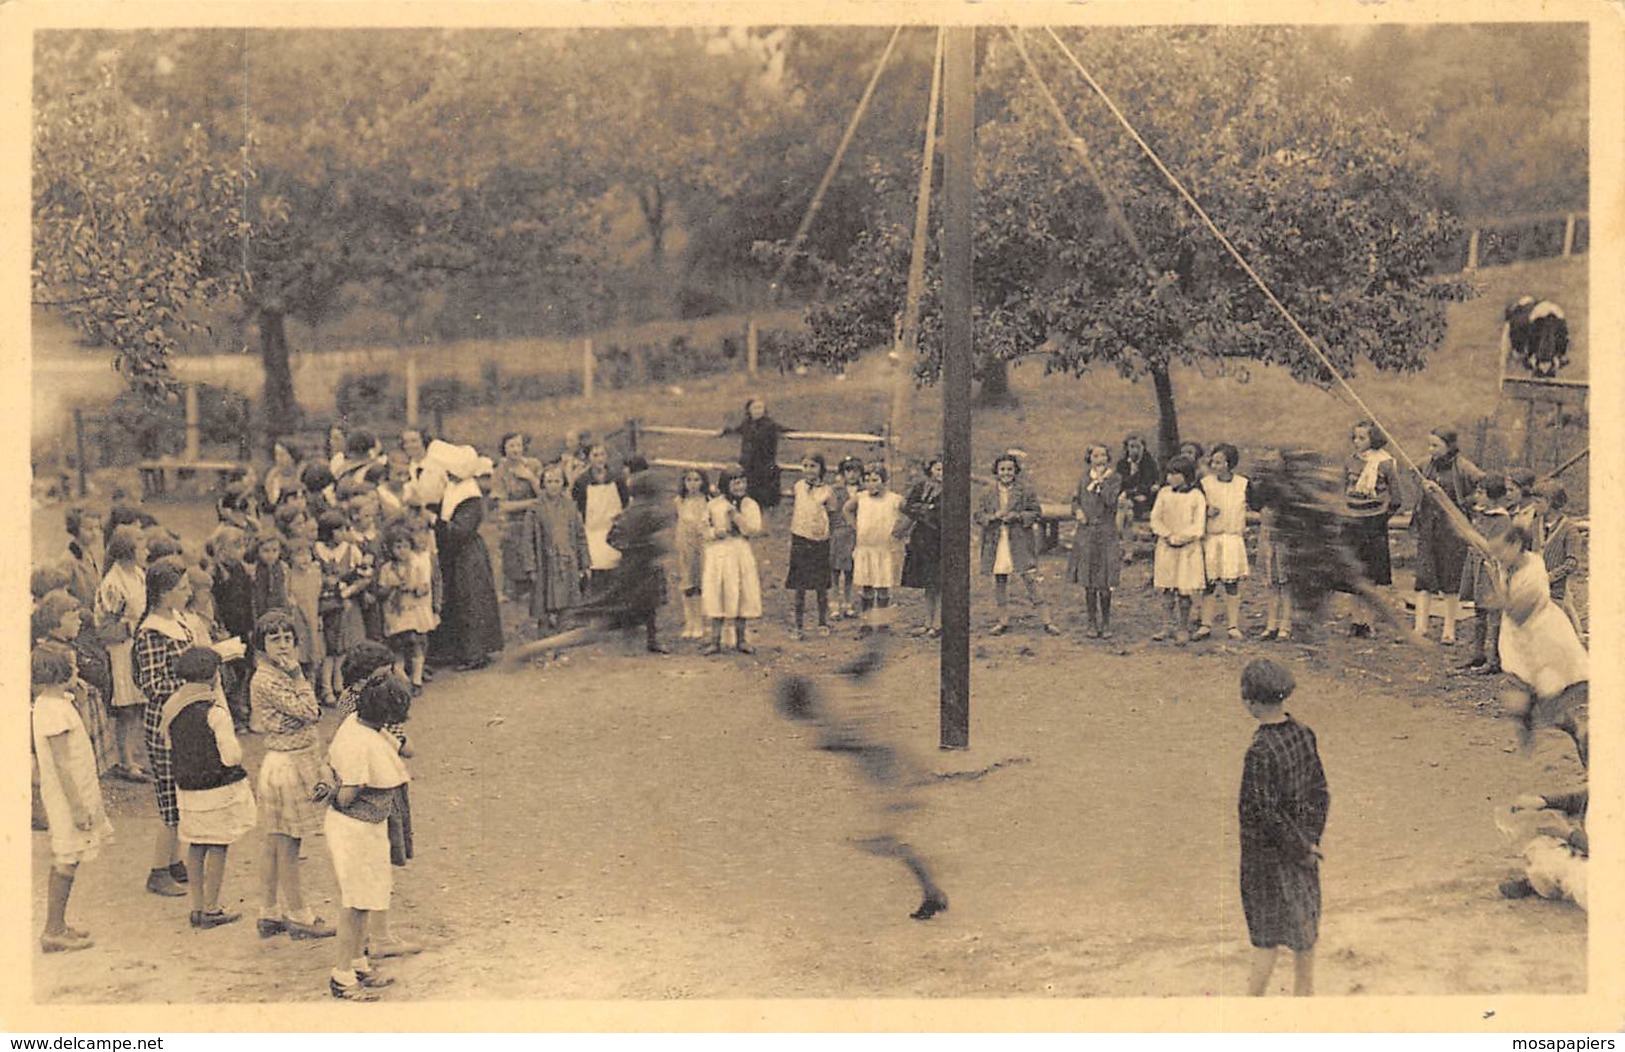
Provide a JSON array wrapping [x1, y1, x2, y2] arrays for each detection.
[[325, 668, 414, 1000], [33, 643, 114, 953], [1237, 658, 1330, 997], [161, 646, 257, 929]]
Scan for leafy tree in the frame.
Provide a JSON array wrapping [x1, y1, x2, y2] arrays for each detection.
[[570, 28, 789, 268], [32, 34, 247, 400], [801, 26, 1475, 456], [34, 29, 607, 433], [1345, 24, 1587, 218]]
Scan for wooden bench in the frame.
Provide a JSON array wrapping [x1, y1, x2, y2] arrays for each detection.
[[139, 457, 248, 498]]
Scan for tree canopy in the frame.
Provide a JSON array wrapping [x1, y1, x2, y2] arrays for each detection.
[[801, 27, 1477, 457]]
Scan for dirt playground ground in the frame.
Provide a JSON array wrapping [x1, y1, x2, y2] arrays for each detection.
[[29, 529, 1587, 1003]]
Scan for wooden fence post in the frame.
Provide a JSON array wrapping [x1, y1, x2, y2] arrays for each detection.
[[73, 408, 89, 497], [184, 384, 201, 460], [433, 406, 445, 441], [626, 418, 640, 456], [1562, 213, 1576, 257], [1465, 229, 1481, 272], [1473, 416, 1490, 466], [405, 353, 420, 427], [746, 320, 759, 376], [583, 339, 595, 401]]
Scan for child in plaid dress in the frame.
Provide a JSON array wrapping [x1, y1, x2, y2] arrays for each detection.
[[250, 609, 337, 941], [1237, 658, 1329, 997]]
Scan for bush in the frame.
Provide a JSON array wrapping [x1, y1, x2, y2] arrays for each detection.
[[418, 376, 471, 415], [100, 383, 251, 463], [675, 285, 733, 320], [335, 372, 406, 422], [760, 328, 812, 372], [499, 371, 581, 403]]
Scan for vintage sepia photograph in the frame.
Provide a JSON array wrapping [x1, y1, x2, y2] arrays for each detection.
[[11, 1, 1620, 1029]]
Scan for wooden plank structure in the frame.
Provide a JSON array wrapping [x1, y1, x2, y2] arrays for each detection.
[[628, 419, 889, 493]]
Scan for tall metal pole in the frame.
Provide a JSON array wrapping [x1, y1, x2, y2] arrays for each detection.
[[939, 26, 975, 750]]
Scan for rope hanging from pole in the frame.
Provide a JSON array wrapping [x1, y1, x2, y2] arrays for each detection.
[[1036, 26, 1426, 479], [1008, 29, 1155, 279], [768, 26, 905, 298], [887, 27, 945, 474]]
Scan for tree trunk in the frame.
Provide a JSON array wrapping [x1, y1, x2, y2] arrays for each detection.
[[974, 358, 1017, 406], [1150, 362, 1181, 465], [258, 308, 302, 438], [638, 183, 667, 267]]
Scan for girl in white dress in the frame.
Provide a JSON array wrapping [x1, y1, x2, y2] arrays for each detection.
[[844, 463, 906, 637], [1197, 444, 1250, 640], [1150, 455, 1207, 644], [701, 470, 764, 655]]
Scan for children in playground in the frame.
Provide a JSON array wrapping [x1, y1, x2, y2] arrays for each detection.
[[846, 462, 906, 638]]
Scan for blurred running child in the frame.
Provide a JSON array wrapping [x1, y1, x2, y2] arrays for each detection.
[[1250, 451, 1295, 641]]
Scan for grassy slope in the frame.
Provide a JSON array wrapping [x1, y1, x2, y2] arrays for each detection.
[[439, 255, 1589, 505]]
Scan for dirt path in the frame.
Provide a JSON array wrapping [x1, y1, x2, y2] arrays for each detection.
[[32, 558, 1585, 1003]]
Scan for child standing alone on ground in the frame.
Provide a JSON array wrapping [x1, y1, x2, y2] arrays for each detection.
[[846, 463, 907, 638], [33, 643, 114, 953], [1237, 658, 1329, 997], [786, 454, 837, 640], [162, 646, 257, 930], [1150, 454, 1207, 644]]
